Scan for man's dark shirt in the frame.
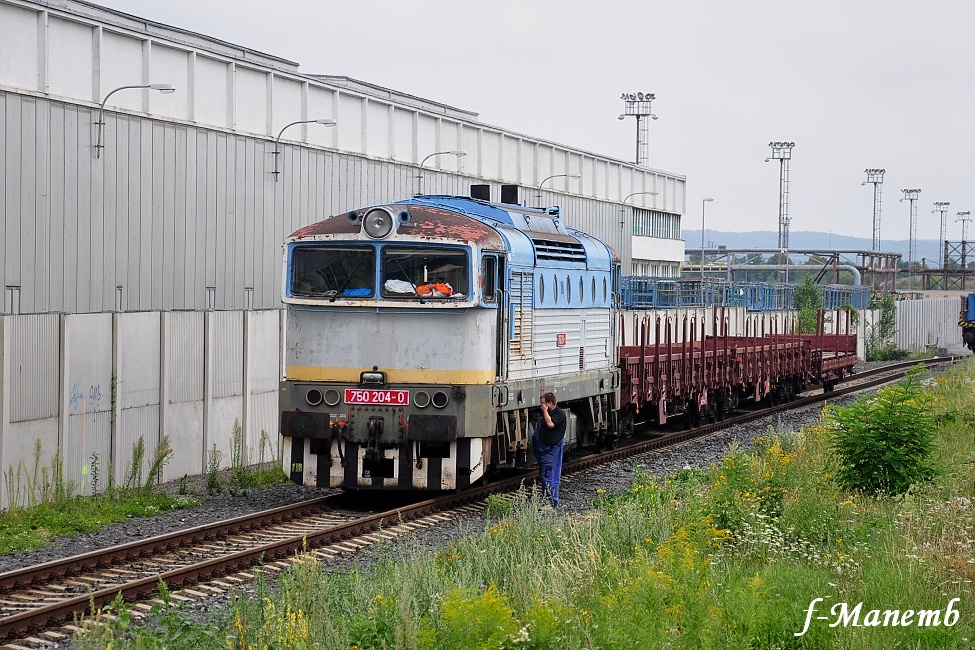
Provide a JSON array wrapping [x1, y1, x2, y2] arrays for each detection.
[[539, 406, 566, 446]]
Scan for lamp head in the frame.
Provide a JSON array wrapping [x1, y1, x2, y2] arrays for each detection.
[[149, 83, 175, 94], [314, 118, 337, 126], [448, 150, 466, 157]]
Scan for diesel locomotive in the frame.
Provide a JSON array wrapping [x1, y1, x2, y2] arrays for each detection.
[[279, 195, 620, 490]]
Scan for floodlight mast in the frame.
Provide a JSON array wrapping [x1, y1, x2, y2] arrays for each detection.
[[619, 92, 657, 166], [767, 141, 795, 281], [958, 211, 972, 243], [900, 189, 921, 290], [863, 169, 886, 251], [932, 202, 950, 268]]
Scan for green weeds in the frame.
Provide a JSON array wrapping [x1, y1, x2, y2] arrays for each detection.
[[72, 361, 975, 648], [1, 418, 285, 556]]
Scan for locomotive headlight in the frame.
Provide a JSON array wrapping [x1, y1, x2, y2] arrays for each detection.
[[362, 208, 394, 239]]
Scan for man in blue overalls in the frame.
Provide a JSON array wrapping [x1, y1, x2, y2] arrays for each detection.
[[534, 391, 566, 507]]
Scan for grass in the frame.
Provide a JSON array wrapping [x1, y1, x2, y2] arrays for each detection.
[[0, 491, 201, 555], [1, 426, 288, 557], [74, 360, 975, 648]]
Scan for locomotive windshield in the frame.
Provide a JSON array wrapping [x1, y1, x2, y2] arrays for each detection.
[[381, 247, 469, 299], [291, 246, 375, 298], [290, 244, 470, 301]]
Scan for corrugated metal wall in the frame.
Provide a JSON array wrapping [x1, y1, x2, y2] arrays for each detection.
[[1, 90, 669, 315]]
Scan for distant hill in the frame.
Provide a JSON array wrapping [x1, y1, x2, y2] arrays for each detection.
[[682, 230, 945, 264]]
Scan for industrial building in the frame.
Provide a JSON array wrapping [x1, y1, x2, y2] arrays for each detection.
[[0, 0, 686, 316]]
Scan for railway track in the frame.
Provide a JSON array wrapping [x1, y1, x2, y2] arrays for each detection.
[[0, 356, 959, 645]]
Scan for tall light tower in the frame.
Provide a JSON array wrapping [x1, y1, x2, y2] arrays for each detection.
[[933, 201, 951, 267], [958, 211, 972, 242], [900, 189, 921, 289], [863, 169, 886, 251], [767, 142, 795, 280], [619, 92, 657, 167]]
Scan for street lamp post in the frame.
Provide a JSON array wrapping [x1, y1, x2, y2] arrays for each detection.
[[536, 173, 581, 202], [416, 150, 466, 195], [620, 191, 659, 230], [95, 83, 175, 158], [701, 198, 714, 278], [621, 192, 659, 274], [273, 119, 337, 181]]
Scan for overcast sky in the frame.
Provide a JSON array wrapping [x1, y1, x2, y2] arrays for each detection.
[[97, 0, 974, 243]]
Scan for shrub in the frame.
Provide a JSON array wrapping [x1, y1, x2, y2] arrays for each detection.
[[866, 342, 910, 362], [825, 367, 936, 495]]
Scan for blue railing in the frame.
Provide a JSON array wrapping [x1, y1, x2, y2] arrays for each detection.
[[620, 277, 869, 312]]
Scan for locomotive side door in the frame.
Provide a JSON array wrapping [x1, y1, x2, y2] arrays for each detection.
[[481, 253, 507, 380]]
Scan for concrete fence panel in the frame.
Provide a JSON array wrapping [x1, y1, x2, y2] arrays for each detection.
[[206, 311, 245, 470], [163, 311, 205, 479], [117, 311, 162, 487], [245, 310, 283, 463], [63, 313, 114, 495], [1, 314, 61, 508]]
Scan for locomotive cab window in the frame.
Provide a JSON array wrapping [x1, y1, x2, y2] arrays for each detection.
[[292, 246, 375, 298], [381, 247, 469, 299], [480, 255, 498, 303]]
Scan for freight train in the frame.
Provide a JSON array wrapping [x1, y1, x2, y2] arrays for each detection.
[[278, 194, 858, 490]]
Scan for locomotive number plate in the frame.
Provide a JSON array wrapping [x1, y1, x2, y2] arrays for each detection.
[[344, 389, 410, 405]]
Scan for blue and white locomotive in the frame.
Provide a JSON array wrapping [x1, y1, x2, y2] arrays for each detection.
[[279, 195, 621, 490]]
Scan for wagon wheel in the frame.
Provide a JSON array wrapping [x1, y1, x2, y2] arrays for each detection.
[[620, 411, 635, 439]]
